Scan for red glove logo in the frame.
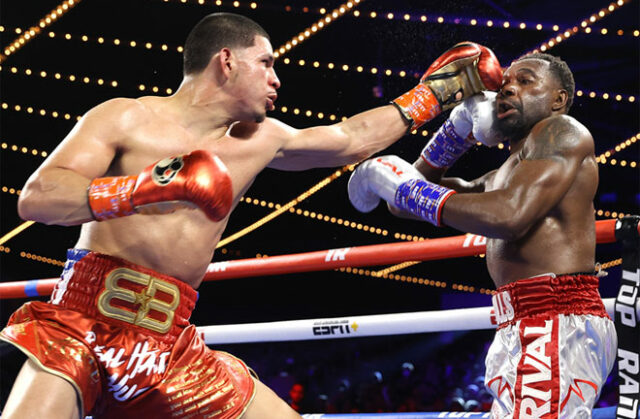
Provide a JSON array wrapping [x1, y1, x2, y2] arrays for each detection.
[[152, 157, 184, 186]]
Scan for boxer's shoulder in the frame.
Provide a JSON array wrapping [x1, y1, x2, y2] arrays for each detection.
[[228, 117, 296, 144], [525, 115, 593, 160], [84, 97, 156, 130]]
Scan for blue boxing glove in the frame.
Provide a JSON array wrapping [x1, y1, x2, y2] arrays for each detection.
[[348, 155, 456, 226]]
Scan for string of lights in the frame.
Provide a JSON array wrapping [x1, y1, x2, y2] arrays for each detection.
[[0, 9, 634, 57], [0, 142, 49, 157], [216, 165, 354, 248], [152, 0, 342, 17], [0, 221, 35, 247], [241, 196, 390, 238], [19, 251, 65, 267], [1, 186, 21, 196], [0, 0, 82, 63], [1, 102, 82, 121], [596, 133, 639, 165], [531, 0, 633, 53], [351, 8, 638, 40], [0, 64, 124, 91], [146, 0, 640, 44], [273, 0, 364, 59], [157, 0, 259, 9], [3, 49, 636, 104], [337, 265, 494, 295], [596, 210, 634, 219]]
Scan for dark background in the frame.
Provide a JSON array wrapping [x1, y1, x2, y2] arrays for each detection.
[[0, 0, 638, 411]]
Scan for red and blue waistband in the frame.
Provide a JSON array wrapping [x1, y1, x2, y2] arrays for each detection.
[[49, 249, 199, 340]]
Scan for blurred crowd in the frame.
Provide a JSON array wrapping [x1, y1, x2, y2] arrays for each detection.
[[221, 330, 619, 414]]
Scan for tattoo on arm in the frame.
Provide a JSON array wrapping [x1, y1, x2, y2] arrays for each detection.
[[524, 117, 582, 161]]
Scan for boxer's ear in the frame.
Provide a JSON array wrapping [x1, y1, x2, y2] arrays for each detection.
[[213, 48, 233, 77], [552, 88, 568, 112]]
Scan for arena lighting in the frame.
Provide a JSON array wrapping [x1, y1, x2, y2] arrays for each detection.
[[0, 142, 48, 157], [533, 0, 632, 53], [216, 165, 353, 248], [4, 59, 636, 105], [0, 0, 82, 63], [273, 0, 364, 59], [596, 133, 640, 163], [2, 15, 635, 60]]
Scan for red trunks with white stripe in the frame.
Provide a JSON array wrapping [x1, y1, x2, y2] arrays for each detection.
[[0, 249, 255, 418]]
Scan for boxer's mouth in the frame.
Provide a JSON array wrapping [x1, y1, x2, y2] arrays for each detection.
[[497, 100, 518, 119], [266, 93, 278, 111]]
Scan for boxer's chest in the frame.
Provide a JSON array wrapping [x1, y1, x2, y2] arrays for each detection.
[[486, 153, 521, 192]]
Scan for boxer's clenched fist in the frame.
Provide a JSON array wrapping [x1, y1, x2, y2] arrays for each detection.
[[421, 91, 503, 169], [88, 150, 232, 222], [393, 42, 503, 130]]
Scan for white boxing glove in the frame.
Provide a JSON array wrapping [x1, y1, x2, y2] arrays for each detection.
[[348, 155, 425, 213], [459, 91, 503, 147], [421, 91, 502, 169], [349, 155, 456, 226]]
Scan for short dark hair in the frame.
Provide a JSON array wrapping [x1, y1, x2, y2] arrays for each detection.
[[183, 13, 270, 75], [515, 53, 575, 112]]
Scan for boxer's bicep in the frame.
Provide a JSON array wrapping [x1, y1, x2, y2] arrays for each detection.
[[269, 106, 407, 170], [18, 99, 139, 224], [40, 99, 135, 179], [509, 116, 593, 220], [441, 117, 592, 239], [268, 123, 356, 170]]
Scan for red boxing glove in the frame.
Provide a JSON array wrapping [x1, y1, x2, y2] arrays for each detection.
[[393, 42, 503, 130], [88, 150, 233, 222]]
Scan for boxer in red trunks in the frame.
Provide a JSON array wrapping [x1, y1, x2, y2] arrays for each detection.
[[1, 12, 503, 419], [349, 53, 616, 417]]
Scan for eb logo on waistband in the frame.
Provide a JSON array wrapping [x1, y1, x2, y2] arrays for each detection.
[[97, 268, 181, 334]]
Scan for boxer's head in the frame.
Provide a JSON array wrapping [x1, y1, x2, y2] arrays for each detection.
[[183, 13, 280, 123], [495, 53, 575, 140], [183, 13, 270, 75]]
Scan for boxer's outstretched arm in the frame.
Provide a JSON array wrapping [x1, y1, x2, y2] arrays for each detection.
[[440, 115, 594, 240], [18, 99, 133, 225], [267, 43, 502, 171], [267, 105, 409, 170]]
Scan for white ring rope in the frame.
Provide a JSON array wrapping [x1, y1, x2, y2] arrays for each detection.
[[196, 298, 615, 345]]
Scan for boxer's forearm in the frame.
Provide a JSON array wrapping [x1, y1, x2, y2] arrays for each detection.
[[336, 105, 409, 161], [18, 167, 95, 226], [441, 191, 534, 240], [414, 158, 447, 183]]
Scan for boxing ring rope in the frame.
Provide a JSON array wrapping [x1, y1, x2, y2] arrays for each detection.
[[0, 219, 620, 299], [195, 298, 617, 345], [297, 407, 617, 418]]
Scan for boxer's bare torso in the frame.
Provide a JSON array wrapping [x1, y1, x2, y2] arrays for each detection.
[[19, 35, 407, 288], [481, 115, 598, 287], [73, 96, 282, 287]]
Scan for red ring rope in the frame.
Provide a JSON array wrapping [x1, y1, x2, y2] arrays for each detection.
[[0, 219, 620, 299]]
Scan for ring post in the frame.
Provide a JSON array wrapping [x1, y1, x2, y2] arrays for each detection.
[[614, 216, 640, 418]]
